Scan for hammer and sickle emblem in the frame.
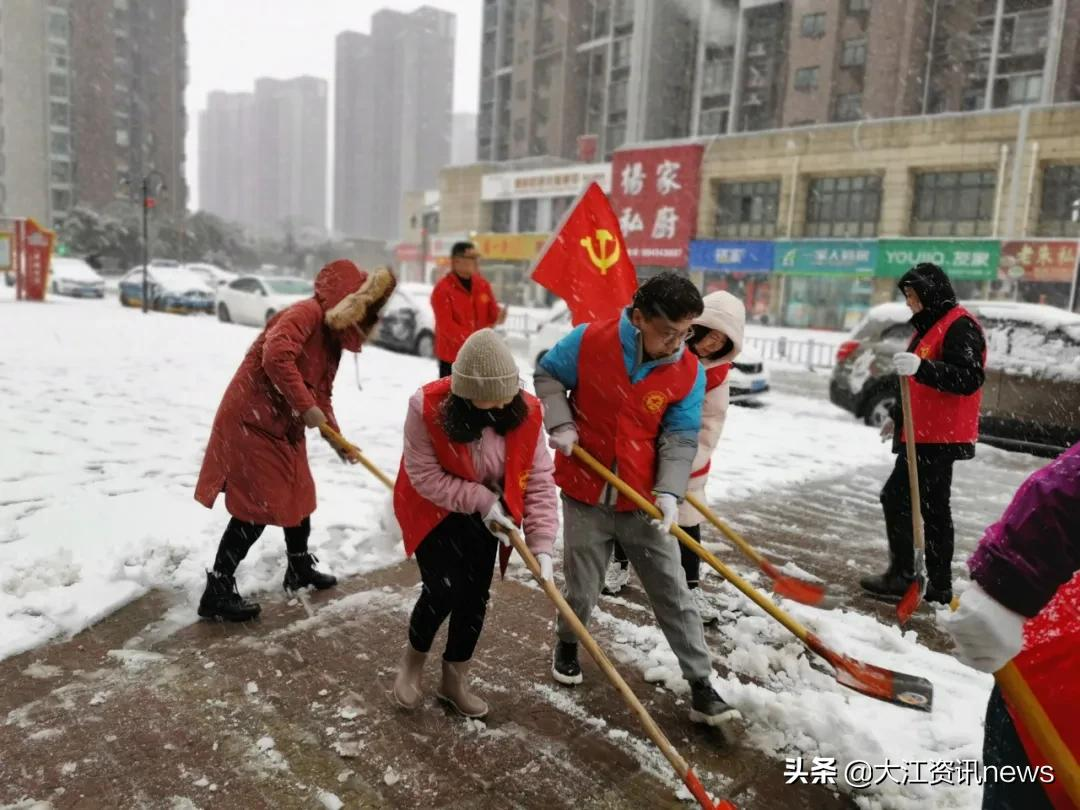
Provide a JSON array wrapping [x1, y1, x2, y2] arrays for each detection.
[[579, 229, 621, 275]]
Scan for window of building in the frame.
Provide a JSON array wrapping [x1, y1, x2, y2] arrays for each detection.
[[51, 161, 70, 183], [995, 72, 1042, 108], [605, 121, 626, 154], [608, 79, 628, 114], [700, 107, 728, 135], [834, 92, 862, 121], [1037, 164, 1080, 237], [50, 101, 69, 127], [550, 195, 575, 225], [714, 180, 780, 238], [48, 73, 68, 98], [805, 175, 881, 237], [801, 13, 826, 38], [50, 131, 69, 155], [840, 37, 866, 67], [590, 0, 610, 39], [51, 188, 71, 213], [847, 0, 871, 12], [491, 200, 512, 233], [702, 56, 733, 96], [911, 170, 996, 237], [612, 36, 632, 71], [47, 11, 68, 39], [518, 199, 538, 231], [794, 67, 819, 92]]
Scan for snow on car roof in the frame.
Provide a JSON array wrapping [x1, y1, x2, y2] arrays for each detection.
[[866, 299, 1080, 331]]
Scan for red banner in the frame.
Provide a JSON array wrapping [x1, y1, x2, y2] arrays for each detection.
[[609, 144, 703, 268], [999, 240, 1079, 283]]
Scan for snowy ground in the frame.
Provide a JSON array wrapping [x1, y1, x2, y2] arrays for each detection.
[[0, 289, 1042, 809]]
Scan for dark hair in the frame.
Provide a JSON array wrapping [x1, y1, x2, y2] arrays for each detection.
[[440, 392, 528, 443], [687, 325, 733, 361], [632, 272, 704, 322], [451, 241, 476, 259]]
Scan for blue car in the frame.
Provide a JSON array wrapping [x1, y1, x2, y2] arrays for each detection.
[[119, 266, 214, 314]]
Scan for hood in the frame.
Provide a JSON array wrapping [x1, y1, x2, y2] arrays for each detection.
[[692, 291, 745, 367], [898, 263, 957, 314], [319, 261, 396, 352]]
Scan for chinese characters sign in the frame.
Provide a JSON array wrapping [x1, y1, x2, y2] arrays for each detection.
[[999, 240, 1079, 283], [773, 240, 877, 275], [689, 239, 773, 272], [610, 144, 703, 268], [876, 239, 1000, 281], [473, 232, 549, 261]]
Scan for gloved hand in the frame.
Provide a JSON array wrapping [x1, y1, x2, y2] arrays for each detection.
[[650, 492, 679, 534], [303, 406, 328, 428], [942, 583, 1026, 673], [548, 424, 578, 457], [535, 552, 553, 581], [879, 417, 894, 443], [484, 500, 518, 548], [892, 352, 922, 377], [332, 443, 361, 465]]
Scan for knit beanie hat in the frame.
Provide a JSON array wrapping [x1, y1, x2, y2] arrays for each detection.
[[451, 329, 520, 402]]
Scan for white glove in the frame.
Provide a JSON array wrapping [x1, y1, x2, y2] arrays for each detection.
[[483, 500, 517, 548], [879, 417, 894, 443], [548, 424, 578, 457], [892, 352, 921, 377], [942, 583, 1026, 673], [535, 552, 553, 581], [650, 493, 679, 534]]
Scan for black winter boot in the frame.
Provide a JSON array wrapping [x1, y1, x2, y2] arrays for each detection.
[[552, 640, 583, 685], [924, 582, 954, 605], [198, 571, 261, 622], [283, 552, 337, 591], [688, 679, 741, 734], [859, 568, 914, 600]]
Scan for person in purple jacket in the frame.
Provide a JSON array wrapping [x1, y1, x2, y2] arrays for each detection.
[[944, 441, 1080, 810]]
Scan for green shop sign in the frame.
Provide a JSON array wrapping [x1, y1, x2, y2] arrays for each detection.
[[773, 240, 877, 275], [876, 239, 1000, 281]]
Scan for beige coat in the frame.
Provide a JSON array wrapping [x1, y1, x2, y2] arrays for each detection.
[[678, 291, 746, 527]]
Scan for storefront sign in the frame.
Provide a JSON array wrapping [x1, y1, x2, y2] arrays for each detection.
[[876, 239, 1000, 281], [999, 240, 1079, 283], [774, 240, 876, 275], [481, 163, 612, 201], [473, 232, 549, 261], [689, 240, 773, 273], [610, 144, 703, 267]]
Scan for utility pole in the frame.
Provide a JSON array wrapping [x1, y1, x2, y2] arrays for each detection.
[[139, 170, 167, 314]]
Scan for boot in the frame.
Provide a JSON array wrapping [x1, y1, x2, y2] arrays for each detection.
[[924, 581, 953, 605], [391, 645, 427, 710], [436, 659, 488, 719], [283, 552, 337, 591], [859, 567, 913, 600], [551, 640, 583, 685], [198, 571, 261, 622], [688, 679, 741, 737]]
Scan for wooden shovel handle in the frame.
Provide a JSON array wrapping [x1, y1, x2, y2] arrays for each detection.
[[318, 424, 395, 489], [898, 378, 925, 554]]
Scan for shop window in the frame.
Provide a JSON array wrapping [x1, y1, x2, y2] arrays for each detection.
[[1037, 164, 1080, 237], [805, 175, 881, 237], [911, 170, 996, 237], [714, 180, 780, 238]]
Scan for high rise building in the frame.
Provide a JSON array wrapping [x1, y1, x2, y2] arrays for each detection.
[[0, 0, 188, 225], [451, 112, 478, 165], [197, 91, 256, 227], [333, 6, 455, 241]]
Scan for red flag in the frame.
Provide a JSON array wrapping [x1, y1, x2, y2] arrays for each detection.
[[531, 182, 637, 325]]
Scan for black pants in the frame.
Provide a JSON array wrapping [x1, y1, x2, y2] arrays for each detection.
[[212, 516, 310, 576], [982, 686, 1054, 809], [438, 360, 453, 378], [408, 512, 499, 662], [612, 524, 703, 588], [880, 453, 955, 589]]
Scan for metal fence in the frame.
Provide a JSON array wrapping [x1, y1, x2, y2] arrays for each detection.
[[503, 311, 533, 335], [744, 335, 839, 370]]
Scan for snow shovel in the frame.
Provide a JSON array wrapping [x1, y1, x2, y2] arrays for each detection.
[[318, 424, 394, 489], [895, 378, 927, 625], [571, 445, 934, 712], [684, 493, 837, 608], [503, 527, 736, 810]]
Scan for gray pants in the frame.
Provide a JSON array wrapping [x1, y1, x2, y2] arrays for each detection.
[[556, 495, 713, 682]]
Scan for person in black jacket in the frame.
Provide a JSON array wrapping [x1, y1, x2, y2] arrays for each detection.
[[860, 263, 986, 605]]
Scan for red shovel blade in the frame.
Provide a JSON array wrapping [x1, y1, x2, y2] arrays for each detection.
[[896, 577, 926, 625], [683, 768, 737, 810], [761, 561, 837, 608], [807, 634, 934, 711]]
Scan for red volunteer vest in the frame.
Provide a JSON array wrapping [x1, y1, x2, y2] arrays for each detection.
[[902, 306, 985, 445], [394, 377, 543, 557], [1010, 574, 1080, 809], [689, 363, 731, 480], [554, 317, 700, 511]]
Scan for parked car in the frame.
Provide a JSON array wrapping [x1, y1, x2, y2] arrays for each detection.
[[830, 301, 1080, 455], [185, 262, 237, 288], [375, 286, 436, 357], [118, 265, 215, 313], [50, 257, 105, 298], [216, 275, 313, 326]]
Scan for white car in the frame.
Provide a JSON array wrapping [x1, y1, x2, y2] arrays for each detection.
[[528, 301, 769, 402], [185, 262, 237, 288], [375, 285, 436, 357], [216, 275, 313, 327], [50, 257, 105, 298]]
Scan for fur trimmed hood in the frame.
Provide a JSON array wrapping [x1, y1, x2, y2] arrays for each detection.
[[321, 264, 396, 333]]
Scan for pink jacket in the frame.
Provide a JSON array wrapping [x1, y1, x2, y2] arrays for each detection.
[[402, 390, 559, 556]]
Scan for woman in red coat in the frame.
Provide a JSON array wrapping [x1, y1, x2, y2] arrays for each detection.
[[194, 260, 395, 621]]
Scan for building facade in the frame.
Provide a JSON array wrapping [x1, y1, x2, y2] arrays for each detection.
[[198, 91, 256, 227]]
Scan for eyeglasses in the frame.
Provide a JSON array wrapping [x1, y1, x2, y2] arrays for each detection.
[[647, 320, 695, 345]]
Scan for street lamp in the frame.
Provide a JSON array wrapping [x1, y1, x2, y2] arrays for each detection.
[[122, 170, 167, 313]]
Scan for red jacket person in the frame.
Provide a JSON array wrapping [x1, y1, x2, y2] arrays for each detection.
[[194, 261, 395, 621], [431, 241, 506, 378]]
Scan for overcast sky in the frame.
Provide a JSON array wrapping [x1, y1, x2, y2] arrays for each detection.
[[184, 0, 481, 211]]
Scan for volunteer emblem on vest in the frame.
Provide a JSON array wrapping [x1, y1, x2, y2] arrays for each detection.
[[642, 390, 667, 413], [579, 229, 620, 275], [479, 293, 490, 304], [518, 470, 529, 492], [917, 346, 932, 359]]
